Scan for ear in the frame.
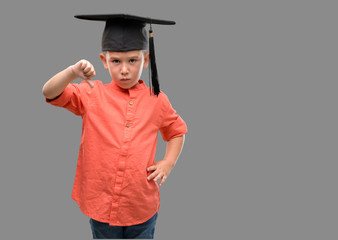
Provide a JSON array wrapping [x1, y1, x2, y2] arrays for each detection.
[[100, 53, 108, 69], [143, 52, 150, 69]]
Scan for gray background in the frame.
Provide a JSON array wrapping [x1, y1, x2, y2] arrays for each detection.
[[0, 0, 337, 239]]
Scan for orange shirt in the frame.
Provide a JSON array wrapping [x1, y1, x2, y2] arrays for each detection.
[[46, 80, 187, 226]]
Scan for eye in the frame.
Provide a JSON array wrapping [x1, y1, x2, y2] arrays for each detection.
[[129, 59, 137, 64], [111, 59, 120, 64]]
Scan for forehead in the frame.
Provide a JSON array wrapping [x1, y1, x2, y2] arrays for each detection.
[[106, 50, 143, 58]]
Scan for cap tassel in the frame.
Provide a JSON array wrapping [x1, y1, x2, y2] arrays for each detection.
[[149, 25, 160, 96]]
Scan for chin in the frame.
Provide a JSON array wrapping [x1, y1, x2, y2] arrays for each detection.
[[118, 83, 134, 90], [113, 79, 138, 89], [117, 85, 129, 89]]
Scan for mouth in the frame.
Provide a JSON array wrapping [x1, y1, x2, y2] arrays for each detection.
[[120, 78, 130, 82]]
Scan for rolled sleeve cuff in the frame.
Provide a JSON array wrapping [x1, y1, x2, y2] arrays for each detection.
[[45, 84, 74, 107], [160, 116, 188, 142]]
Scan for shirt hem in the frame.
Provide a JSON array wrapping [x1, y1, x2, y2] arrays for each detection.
[[71, 196, 160, 226]]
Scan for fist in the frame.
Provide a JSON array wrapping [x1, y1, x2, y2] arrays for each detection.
[[71, 59, 96, 88]]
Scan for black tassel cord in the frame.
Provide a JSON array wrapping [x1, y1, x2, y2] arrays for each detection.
[[149, 25, 160, 96]]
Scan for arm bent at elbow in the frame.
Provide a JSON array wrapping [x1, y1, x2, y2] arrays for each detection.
[[42, 59, 96, 99], [146, 135, 185, 186]]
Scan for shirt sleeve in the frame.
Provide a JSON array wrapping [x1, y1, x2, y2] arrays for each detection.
[[159, 93, 188, 142], [45, 81, 92, 116]]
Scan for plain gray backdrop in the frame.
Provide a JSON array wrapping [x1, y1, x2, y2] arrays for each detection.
[[1, 0, 337, 239]]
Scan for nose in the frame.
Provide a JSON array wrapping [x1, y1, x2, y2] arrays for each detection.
[[121, 63, 128, 75]]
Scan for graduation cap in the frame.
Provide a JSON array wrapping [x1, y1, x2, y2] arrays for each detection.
[[74, 14, 176, 96]]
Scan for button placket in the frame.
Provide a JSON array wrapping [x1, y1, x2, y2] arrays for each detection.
[[110, 97, 136, 221], [124, 97, 135, 140]]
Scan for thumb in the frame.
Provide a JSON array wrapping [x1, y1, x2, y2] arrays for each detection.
[[85, 79, 94, 88]]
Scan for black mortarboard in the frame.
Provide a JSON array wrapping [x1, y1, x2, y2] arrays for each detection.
[[74, 14, 176, 96]]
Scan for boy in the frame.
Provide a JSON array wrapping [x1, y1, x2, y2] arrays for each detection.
[[42, 14, 187, 239]]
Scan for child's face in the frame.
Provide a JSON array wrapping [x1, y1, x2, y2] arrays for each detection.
[[100, 50, 149, 89]]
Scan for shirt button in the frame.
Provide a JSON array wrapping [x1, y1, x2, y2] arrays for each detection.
[[126, 123, 130, 128], [129, 101, 133, 105]]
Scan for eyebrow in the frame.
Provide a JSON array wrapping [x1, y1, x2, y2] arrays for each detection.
[[109, 55, 140, 60]]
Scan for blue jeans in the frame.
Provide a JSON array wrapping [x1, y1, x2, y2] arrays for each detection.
[[89, 212, 158, 239]]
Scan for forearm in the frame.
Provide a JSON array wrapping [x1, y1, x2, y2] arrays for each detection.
[[147, 135, 185, 186], [42, 66, 77, 99], [163, 135, 185, 167]]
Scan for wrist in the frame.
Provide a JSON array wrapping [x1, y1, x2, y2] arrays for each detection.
[[162, 158, 176, 168], [66, 65, 78, 82]]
